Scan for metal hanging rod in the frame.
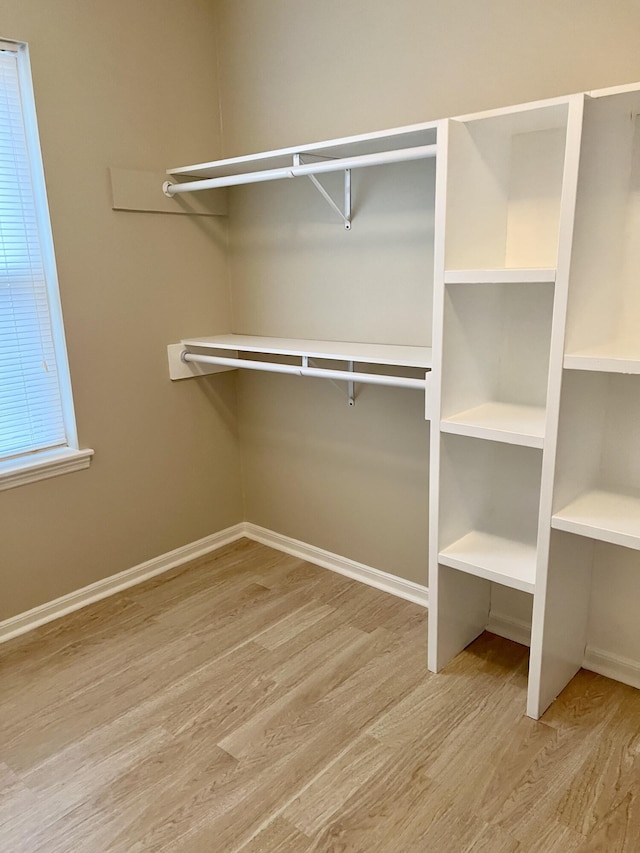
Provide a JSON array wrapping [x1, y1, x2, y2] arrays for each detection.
[[181, 351, 428, 391], [162, 143, 437, 197]]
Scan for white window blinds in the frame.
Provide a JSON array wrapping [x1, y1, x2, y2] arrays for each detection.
[[0, 45, 69, 461]]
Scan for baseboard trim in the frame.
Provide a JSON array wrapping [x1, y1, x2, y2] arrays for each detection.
[[4, 523, 639, 695], [486, 612, 532, 647], [242, 522, 429, 608], [583, 647, 640, 691], [0, 523, 245, 645], [487, 612, 640, 691]]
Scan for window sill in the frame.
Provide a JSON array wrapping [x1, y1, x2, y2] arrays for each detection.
[[0, 447, 94, 492]]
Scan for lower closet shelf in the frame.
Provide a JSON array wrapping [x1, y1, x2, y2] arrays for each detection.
[[171, 334, 432, 394], [438, 531, 537, 593], [552, 489, 640, 550], [181, 334, 432, 369]]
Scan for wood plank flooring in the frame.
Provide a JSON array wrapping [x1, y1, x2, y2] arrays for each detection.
[[1, 538, 639, 851]]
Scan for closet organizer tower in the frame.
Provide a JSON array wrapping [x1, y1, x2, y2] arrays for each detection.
[[165, 83, 640, 720]]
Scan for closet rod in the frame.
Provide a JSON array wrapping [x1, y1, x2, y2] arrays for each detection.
[[163, 143, 437, 196], [182, 352, 428, 390]]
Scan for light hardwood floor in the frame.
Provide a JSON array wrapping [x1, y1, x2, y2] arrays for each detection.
[[1, 538, 639, 852]]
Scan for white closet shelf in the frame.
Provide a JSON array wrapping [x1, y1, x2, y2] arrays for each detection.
[[564, 340, 640, 374], [439, 531, 536, 593], [552, 489, 640, 550], [171, 335, 432, 396], [444, 268, 556, 285], [181, 335, 432, 369], [440, 402, 546, 447], [167, 123, 438, 180]]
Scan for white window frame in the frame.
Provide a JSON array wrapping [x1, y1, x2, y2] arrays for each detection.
[[0, 38, 92, 491]]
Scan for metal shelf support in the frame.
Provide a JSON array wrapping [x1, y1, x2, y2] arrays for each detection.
[[294, 154, 351, 229]]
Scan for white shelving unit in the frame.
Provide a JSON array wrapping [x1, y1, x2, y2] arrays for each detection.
[[166, 83, 640, 720], [428, 93, 587, 719]]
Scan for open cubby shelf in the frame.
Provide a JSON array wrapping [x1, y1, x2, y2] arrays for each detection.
[[444, 103, 569, 271], [439, 531, 536, 593], [441, 401, 546, 448], [553, 370, 640, 551], [439, 279, 554, 447], [553, 489, 640, 550], [564, 339, 640, 374], [437, 432, 542, 598], [444, 268, 556, 285]]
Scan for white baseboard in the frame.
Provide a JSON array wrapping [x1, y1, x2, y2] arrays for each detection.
[[0, 522, 426, 647], [0, 523, 245, 645], [583, 647, 640, 691], [242, 523, 429, 608], [486, 612, 531, 647], [3, 522, 639, 695], [487, 611, 640, 692]]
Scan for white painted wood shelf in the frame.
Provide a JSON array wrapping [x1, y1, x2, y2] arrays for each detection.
[[564, 340, 640, 374], [167, 123, 438, 180], [171, 335, 432, 396], [439, 531, 537, 593], [444, 268, 556, 285], [181, 335, 432, 369], [552, 490, 640, 550], [440, 402, 546, 447]]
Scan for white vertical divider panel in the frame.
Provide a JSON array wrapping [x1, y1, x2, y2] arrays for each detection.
[[427, 118, 448, 671], [428, 119, 490, 672], [563, 95, 633, 355], [527, 95, 587, 719]]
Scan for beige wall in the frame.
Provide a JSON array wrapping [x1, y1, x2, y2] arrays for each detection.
[[0, 0, 243, 620], [216, 0, 640, 155], [217, 0, 640, 594], [231, 161, 433, 584]]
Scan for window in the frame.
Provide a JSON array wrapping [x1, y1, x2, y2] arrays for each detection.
[[0, 39, 91, 490]]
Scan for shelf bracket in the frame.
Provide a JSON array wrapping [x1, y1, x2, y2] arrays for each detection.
[[294, 154, 351, 230], [308, 357, 355, 406]]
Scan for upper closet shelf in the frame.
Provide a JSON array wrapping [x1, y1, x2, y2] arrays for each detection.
[[163, 122, 438, 228], [167, 122, 438, 181]]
